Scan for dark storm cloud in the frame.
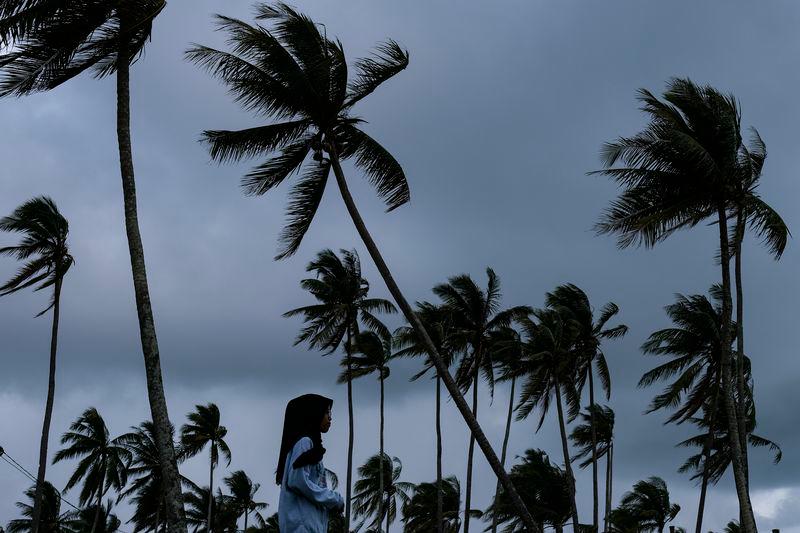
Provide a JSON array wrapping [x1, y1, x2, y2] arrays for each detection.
[[1, 0, 798, 530]]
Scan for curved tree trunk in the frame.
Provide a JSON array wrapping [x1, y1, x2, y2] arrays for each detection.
[[491, 377, 516, 533], [116, 48, 185, 533], [716, 204, 757, 532], [208, 449, 214, 533], [345, 325, 355, 532], [329, 153, 540, 532], [436, 374, 443, 533], [31, 276, 62, 533], [378, 369, 385, 532], [695, 381, 721, 533], [604, 443, 613, 533], [733, 209, 750, 485], [554, 378, 580, 529], [588, 369, 599, 532], [463, 370, 479, 533]]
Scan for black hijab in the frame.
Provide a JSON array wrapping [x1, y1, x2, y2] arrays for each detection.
[[276, 393, 333, 485]]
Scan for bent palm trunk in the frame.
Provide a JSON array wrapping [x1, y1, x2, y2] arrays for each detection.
[[116, 52, 186, 533], [492, 376, 516, 533], [716, 204, 757, 532], [31, 277, 62, 533], [329, 153, 540, 532], [554, 379, 580, 529]]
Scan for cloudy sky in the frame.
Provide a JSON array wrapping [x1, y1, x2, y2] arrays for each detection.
[[1, 1, 799, 531]]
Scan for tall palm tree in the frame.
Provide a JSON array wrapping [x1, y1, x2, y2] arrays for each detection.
[[339, 330, 393, 528], [546, 284, 627, 531], [0, 197, 74, 533], [53, 408, 132, 533], [393, 302, 458, 533], [0, 4, 186, 528], [8, 482, 72, 533], [179, 404, 231, 533], [223, 471, 267, 532], [616, 477, 680, 533], [182, 484, 238, 533], [352, 454, 413, 533], [188, 6, 539, 528], [570, 405, 615, 533], [484, 449, 571, 533], [401, 477, 464, 533], [594, 79, 763, 529], [432, 268, 529, 533], [284, 248, 395, 529], [65, 502, 121, 533], [514, 309, 581, 527], [639, 288, 730, 533], [247, 513, 279, 533]]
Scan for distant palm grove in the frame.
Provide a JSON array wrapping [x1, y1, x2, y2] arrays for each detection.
[[0, 2, 789, 533]]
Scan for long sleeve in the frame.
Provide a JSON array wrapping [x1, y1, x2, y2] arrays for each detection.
[[286, 438, 344, 511]]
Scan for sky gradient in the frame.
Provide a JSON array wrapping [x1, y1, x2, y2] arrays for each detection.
[[1, 1, 798, 531]]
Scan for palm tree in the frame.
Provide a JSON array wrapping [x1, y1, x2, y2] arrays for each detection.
[[246, 513, 279, 533], [432, 268, 529, 533], [52, 408, 132, 533], [65, 502, 121, 533], [394, 302, 458, 533], [546, 284, 627, 531], [639, 288, 729, 533], [188, 6, 539, 528], [352, 454, 413, 533], [594, 78, 762, 529], [0, 4, 185, 527], [484, 449, 571, 533], [401, 477, 464, 533], [514, 309, 581, 527], [607, 507, 640, 533], [8, 482, 72, 533], [0, 197, 74, 533], [183, 484, 238, 533], [339, 330, 393, 527], [724, 521, 742, 533], [179, 404, 231, 533], [284, 248, 395, 529], [223, 471, 267, 532], [616, 477, 680, 533], [570, 405, 615, 533]]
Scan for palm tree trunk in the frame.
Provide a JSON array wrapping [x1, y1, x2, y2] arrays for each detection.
[[604, 443, 613, 533], [716, 204, 757, 532], [436, 373, 443, 533], [695, 381, 721, 533], [378, 369, 386, 532], [328, 153, 540, 532], [463, 370, 479, 533], [588, 370, 599, 532], [156, 506, 160, 533], [554, 378, 580, 528], [31, 276, 62, 533], [733, 209, 750, 485], [116, 44, 186, 533], [90, 490, 102, 533], [208, 450, 214, 533], [491, 377, 516, 533], [345, 325, 355, 533]]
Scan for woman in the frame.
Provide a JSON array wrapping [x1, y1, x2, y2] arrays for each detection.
[[277, 393, 344, 532]]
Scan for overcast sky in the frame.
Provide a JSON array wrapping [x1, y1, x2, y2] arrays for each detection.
[[1, 1, 799, 531]]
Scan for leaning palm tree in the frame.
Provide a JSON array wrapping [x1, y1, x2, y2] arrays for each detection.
[[514, 309, 581, 527], [393, 302, 459, 533], [339, 330, 393, 526], [0, 197, 74, 533], [594, 79, 762, 529], [53, 408, 132, 533], [188, 5, 538, 529], [570, 405, 615, 533], [617, 477, 680, 533], [179, 404, 231, 533], [432, 268, 529, 533], [484, 449, 571, 533], [284, 248, 395, 528], [223, 471, 268, 532], [401, 477, 464, 533], [0, 4, 185, 528], [546, 283, 627, 531], [7, 482, 72, 533], [352, 454, 413, 533]]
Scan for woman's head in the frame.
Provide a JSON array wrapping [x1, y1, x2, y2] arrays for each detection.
[[276, 393, 333, 485]]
